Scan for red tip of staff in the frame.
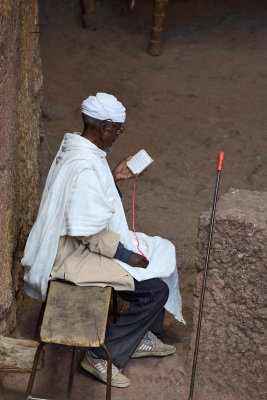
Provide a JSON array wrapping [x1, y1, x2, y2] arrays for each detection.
[[217, 152, 224, 171]]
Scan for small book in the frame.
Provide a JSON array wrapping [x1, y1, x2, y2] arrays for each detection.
[[126, 149, 154, 175]]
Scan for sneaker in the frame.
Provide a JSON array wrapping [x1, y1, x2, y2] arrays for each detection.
[[80, 352, 130, 388], [131, 331, 176, 358]]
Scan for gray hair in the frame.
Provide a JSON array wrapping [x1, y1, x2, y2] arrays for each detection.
[[82, 113, 103, 130]]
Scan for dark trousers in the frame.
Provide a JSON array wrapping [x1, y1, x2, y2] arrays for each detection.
[[92, 278, 169, 369]]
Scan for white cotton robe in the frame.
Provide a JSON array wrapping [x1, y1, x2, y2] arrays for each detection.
[[22, 133, 185, 324]]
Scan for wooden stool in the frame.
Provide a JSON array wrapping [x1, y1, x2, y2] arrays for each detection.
[[24, 281, 117, 400]]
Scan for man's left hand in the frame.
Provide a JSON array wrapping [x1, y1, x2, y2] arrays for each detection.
[[126, 252, 149, 269], [112, 156, 135, 183]]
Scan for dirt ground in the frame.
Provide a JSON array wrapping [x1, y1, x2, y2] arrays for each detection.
[[1, 0, 267, 399]]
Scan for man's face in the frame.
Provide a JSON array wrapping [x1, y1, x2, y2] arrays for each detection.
[[101, 121, 124, 150]]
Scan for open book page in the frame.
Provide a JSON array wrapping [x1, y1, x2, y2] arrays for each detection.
[[126, 149, 154, 175]]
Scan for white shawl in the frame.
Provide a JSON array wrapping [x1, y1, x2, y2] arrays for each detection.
[[22, 133, 185, 324]]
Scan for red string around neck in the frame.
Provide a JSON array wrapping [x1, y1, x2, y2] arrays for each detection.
[[132, 177, 147, 259]]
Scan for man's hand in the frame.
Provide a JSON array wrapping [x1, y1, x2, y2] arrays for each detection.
[[126, 252, 149, 269], [112, 156, 134, 183], [112, 156, 147, 183]]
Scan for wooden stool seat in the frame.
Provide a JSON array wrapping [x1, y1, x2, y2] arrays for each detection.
[[40, 281, 111, 347]]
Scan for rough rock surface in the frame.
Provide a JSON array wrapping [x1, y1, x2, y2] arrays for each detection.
[[188, 188, 266, 400], [0, 0, 42, 335]]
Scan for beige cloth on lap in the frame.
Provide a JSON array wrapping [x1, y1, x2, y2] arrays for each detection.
[[50, 229, 134, 291]]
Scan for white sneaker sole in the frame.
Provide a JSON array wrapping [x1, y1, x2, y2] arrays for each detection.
[[131, 347, 176, 358], [80, 360, 130, 388]]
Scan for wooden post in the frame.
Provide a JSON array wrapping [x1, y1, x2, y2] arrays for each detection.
[[147, 0, 169, 56], [81, 0, 96, 30]]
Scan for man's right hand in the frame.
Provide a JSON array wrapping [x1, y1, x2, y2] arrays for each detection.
[[126, 252, 149, 269]]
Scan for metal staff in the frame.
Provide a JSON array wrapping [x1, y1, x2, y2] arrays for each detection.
[[188, 151, 225, 400]]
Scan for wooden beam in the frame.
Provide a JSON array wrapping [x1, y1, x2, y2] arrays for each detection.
[[0, 335, 43, 372]]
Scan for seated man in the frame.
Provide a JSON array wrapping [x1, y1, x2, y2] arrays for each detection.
[[22, 92, 185, 388]]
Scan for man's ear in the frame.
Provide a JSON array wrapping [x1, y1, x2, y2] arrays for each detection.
[[100, 121, 108, 134], [98, 122, 106, 140], [101, 121, 113, 136]]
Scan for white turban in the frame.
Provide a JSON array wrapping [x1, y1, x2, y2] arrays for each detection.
[[81, 92, 126, 123]]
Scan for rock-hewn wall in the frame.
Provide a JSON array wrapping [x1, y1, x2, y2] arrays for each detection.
[[188, 189, 266, 399], [0, 0, 42, 335]]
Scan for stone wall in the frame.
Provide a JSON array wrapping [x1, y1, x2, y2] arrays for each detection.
[[0, 0, 42, 335], [188, 189, 266, 399]]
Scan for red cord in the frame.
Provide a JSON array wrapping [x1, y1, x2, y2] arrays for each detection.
[[132, 177, 147, 259]]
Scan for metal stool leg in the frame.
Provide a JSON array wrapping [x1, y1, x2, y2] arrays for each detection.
[[100, 344, 112, 400], [24, 342, 45, 400], [66, 347, 78, 400], [112, 289, 118, 324]]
